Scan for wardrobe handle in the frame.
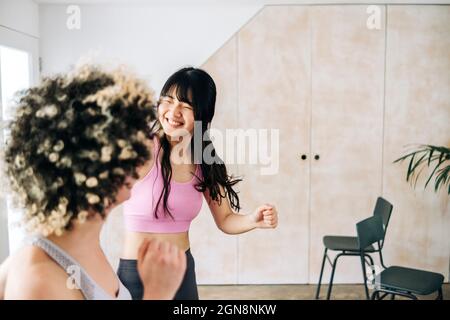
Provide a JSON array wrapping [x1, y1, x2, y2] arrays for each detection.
[[314, 154, 320, 160], [301, 154, 307, 160]]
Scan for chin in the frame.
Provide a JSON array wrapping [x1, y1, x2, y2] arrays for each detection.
[[164, 126, 192, 140]]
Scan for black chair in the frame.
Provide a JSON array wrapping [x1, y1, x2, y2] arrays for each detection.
[[315, 197, 393, 300], [356, 215, 444, 300]]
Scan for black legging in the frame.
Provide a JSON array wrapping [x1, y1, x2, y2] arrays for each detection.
[[117, 249, 199, 300]]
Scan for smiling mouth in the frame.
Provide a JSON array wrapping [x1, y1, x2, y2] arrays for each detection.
[[165, 117, 184, 127]]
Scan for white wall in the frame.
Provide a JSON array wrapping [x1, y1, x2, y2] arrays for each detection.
[[37, 0, 450, 93], [0, 0, 39, 38], [39, 3, 261, 92]]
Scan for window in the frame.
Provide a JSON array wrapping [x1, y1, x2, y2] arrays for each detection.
[[0, 45, 32, 255]]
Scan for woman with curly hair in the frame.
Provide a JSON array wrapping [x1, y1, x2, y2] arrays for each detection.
[[0, 65, 186, 300], [119, 67, 279, 300]]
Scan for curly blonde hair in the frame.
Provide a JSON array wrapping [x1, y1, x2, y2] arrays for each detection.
[[3, 64, 156, 236]]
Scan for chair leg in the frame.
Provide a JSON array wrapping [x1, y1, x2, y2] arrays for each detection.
[[400, 291, 418, 300], [360, 254, 370, 300], [378, 292, 389, 300], [364, 254, 375, 272], [373, 289, 416, 300], [363, 254, 377, 299], [315, 248, 328, 299], [437, 288, 443, 300], [370, 290, 379, 300], [378, 250, 388, 270], [326, 253, 343, 300]]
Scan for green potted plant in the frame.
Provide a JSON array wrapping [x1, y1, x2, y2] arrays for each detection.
[[394, 144, 450, 195]]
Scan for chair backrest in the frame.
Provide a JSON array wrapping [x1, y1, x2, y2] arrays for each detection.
[[373, 197, 393, 246], [356, 215, 385, 251]]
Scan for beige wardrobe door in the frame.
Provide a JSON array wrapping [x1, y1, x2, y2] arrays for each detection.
[[383, 6, 450, 280], [190, 37, 239, 284], [309, 6, 386, 284], [237, 6, 311, 283]]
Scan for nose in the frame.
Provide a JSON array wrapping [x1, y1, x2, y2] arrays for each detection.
[[168, 101, 183, 118]]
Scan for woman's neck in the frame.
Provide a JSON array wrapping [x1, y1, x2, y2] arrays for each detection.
[[166, 134, 194, 165], [167, 133, 190, 147]]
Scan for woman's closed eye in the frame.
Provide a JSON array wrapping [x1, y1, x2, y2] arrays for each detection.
[[159, 97, 173, 104]]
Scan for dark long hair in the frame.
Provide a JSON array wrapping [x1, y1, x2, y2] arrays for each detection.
[[151, 67, 241, 219]]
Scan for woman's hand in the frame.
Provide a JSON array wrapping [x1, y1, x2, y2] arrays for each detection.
[[250, 204, 278, 229], [137, 239, 186, 300]]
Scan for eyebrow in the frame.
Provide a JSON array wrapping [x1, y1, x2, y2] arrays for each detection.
[[161, 95, 192, 106]]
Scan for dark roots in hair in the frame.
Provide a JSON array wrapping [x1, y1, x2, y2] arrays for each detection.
[[3, 64, 157, 236]]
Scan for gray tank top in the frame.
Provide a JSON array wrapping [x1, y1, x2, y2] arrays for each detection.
[[27, 236, 132, 300]]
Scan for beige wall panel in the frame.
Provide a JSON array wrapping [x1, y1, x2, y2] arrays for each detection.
[[309, 5, 386, 284], [383, 5, 450, 281], [237, 6, 311, 284]]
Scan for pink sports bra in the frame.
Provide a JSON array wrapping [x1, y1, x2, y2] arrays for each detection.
[[123, 136, 203, 233]]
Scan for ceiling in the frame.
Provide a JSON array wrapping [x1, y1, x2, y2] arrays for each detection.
[[33, 0, 450, 5]]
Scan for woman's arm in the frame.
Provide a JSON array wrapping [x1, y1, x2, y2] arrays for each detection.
[[204, 186, 278, 235], [2, 258, 82, 300]]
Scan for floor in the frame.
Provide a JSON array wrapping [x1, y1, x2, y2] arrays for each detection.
[[198, 283, 450, 300]]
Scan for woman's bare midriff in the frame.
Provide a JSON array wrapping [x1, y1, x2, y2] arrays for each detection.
[[121, 231, 190, 259]]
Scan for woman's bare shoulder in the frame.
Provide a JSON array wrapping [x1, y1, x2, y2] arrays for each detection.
[[3, 246, 83, 300]]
